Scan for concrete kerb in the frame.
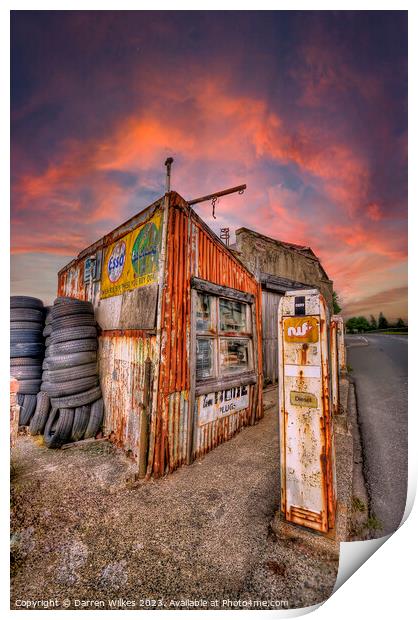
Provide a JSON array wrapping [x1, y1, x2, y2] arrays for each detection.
[[346, 379, 371, 539], [333, 373, 353, 543]]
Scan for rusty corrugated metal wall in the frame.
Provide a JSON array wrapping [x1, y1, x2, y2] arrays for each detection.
[[150, 194, 263, 477], [58, 262, 87, 300], [99, 332, 157, 460]]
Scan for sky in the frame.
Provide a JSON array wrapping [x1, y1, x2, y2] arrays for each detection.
[[11, 11, 408, 321]]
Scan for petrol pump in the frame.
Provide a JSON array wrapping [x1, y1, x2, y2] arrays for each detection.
[[278, 289, 336, 534], [333, 315, 346, 373], [330, 316, 340, 417]]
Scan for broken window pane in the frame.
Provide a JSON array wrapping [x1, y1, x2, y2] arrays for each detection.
[[219, 339, 250, 374], [196, 338, 214, 379], [196, 293, 213, 332], [219, 298, 247, 333]]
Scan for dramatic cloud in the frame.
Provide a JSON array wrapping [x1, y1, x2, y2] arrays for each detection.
[[11, 11, 407, 319]]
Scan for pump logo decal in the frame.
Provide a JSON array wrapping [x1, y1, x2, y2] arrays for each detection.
[[107, 241, 126, 283], [288, 322, 313, 338], [284, 316, 319, 343]]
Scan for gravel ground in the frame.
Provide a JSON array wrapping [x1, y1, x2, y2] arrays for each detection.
[[11, 397, 339, 611]]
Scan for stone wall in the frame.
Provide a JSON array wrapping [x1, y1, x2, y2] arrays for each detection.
[[234, 228, 333, 309]]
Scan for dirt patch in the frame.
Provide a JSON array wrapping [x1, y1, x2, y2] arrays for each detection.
[[11, 405, 338, 610]]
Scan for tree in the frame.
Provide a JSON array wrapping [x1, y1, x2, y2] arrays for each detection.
[[356, 316, 371, 332], [346, 316, 371, 333], [396, 318, 406, 329], [346, 317, 358, 333], [378, 312, 388, 329], [370, 315, 377, 330], [332, 291, 342, 314]]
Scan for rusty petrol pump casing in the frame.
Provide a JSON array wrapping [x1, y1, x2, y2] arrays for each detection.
[[330, 315, 344, 417], [278, 289, 336, 534]]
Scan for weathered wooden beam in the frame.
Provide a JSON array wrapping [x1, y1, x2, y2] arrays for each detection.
[[191, 276, 254, 303], [195, 371, 257, 396], [61, 437, 109, 450]]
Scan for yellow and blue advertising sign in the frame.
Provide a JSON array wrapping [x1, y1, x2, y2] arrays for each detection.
[[101, 210, 162, 299]]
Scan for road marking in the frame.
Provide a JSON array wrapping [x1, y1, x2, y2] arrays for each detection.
[[346, 336, 369, 348]]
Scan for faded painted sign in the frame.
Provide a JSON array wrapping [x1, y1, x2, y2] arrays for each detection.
[[290, 390, 318, 408], [284, 316, 319, 343], [101, 210, 162, 299], [198, 385, 249, 426]]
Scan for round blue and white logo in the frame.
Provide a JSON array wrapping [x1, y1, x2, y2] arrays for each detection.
[[107, 241, 126, 283]]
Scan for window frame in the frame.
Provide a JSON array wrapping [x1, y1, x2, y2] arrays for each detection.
[[194, 283, 255, 387]]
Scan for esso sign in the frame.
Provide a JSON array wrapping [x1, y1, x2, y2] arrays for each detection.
[[107, 241, 126, 283]]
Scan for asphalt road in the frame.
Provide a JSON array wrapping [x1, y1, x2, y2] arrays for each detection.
[[346, 333, 408, 537]]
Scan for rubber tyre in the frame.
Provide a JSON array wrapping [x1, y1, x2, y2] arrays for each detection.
[[10, 365, 42, 380], [19, 394, 37, 425], [42, 375, 98, 397], [50, 326, 97, 344], [43, 324, 53, 337], [10, 330, 44, 344], [10, 296, 43, 310], [29, 392, 50, 435], [43, 408, 74, 448], [17, 393, 25, 406], [16, 378, 42, 395], [10, 308, 43, 322], [71, 405, 91, 441], [45, 362, 98, 383], [48, 339, 97, 357], [46, 351, 97, 370], [52, 314, 96, 331], [10, 357, 42, 367], [11, 321, 43, 332], [52, 300, 94, 319], [54, 296, 85, 304], [11, 343, 44, 358], [84, 398, 104, 439], [51, 385, 102, 408]]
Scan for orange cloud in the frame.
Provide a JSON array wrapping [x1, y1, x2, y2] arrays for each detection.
[[12, 77, 406, 319], [366, 202, 382, 221]]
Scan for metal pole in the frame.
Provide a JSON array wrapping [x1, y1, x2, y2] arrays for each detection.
[[138, 357, 152, 478], [187, 184, 246, 206], [165, 157, 174, 193]]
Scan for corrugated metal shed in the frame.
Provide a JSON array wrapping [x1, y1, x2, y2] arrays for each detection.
[[58, 191, 263, 477]]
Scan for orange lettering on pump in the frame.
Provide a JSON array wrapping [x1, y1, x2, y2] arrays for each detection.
[[284, 316, 319, 343]]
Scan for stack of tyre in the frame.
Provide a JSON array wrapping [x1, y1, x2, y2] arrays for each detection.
[[10, 296, 45, 426], [41, 297, 104, 448], [29, 307, 52, 437]]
